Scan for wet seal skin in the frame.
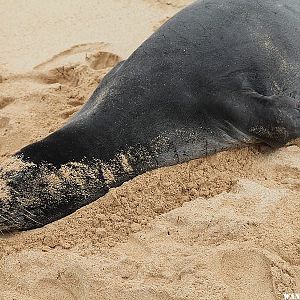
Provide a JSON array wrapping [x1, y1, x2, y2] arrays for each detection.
[[0, 0, 299, 231]]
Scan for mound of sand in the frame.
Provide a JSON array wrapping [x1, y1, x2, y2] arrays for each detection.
[[0, 1, 299, 299]]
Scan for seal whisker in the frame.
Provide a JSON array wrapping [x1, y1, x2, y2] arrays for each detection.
[[0, 208, 17, 222], [20, 209, 43, 225], [0, 212, 12, 223], [0, 207, 21, 225], [21, 207, 37, 218]]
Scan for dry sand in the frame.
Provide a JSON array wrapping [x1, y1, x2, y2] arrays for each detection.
[[0, 1, 299, 299]]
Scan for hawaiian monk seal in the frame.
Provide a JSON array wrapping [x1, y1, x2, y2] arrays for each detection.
[[0, 0, 299, 231]]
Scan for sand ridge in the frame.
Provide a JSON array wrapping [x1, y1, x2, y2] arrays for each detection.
[[0, 0, 299, 299]]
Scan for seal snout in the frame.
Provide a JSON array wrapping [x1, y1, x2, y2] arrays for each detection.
[[0, 197, 38, 233], [0, 154, 110, 232], [0, 159, 48, 232], [0, 193, 38, 233]]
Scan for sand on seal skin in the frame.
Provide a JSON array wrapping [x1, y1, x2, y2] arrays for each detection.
[[0, 1, 299, 300]]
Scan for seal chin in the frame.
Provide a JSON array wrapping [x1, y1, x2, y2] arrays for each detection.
[[0, 156, 108, 232], [0, 164, 51, 232], [0, 198, 43, 232]]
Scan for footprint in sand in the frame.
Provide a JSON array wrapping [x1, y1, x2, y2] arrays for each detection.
[[33, 43, 122, 87], [36, 65, 84, 86], [85, 51, 121, 70], [34, 42, 108, 72]]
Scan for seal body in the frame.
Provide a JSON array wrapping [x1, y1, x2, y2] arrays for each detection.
[[1, 0, 300, 231]]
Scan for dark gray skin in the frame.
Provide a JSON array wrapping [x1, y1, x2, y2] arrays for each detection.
[[1, 0, 299, 231]]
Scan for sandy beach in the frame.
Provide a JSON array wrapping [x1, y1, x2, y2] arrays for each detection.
[[0, 0, 299, 299]]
